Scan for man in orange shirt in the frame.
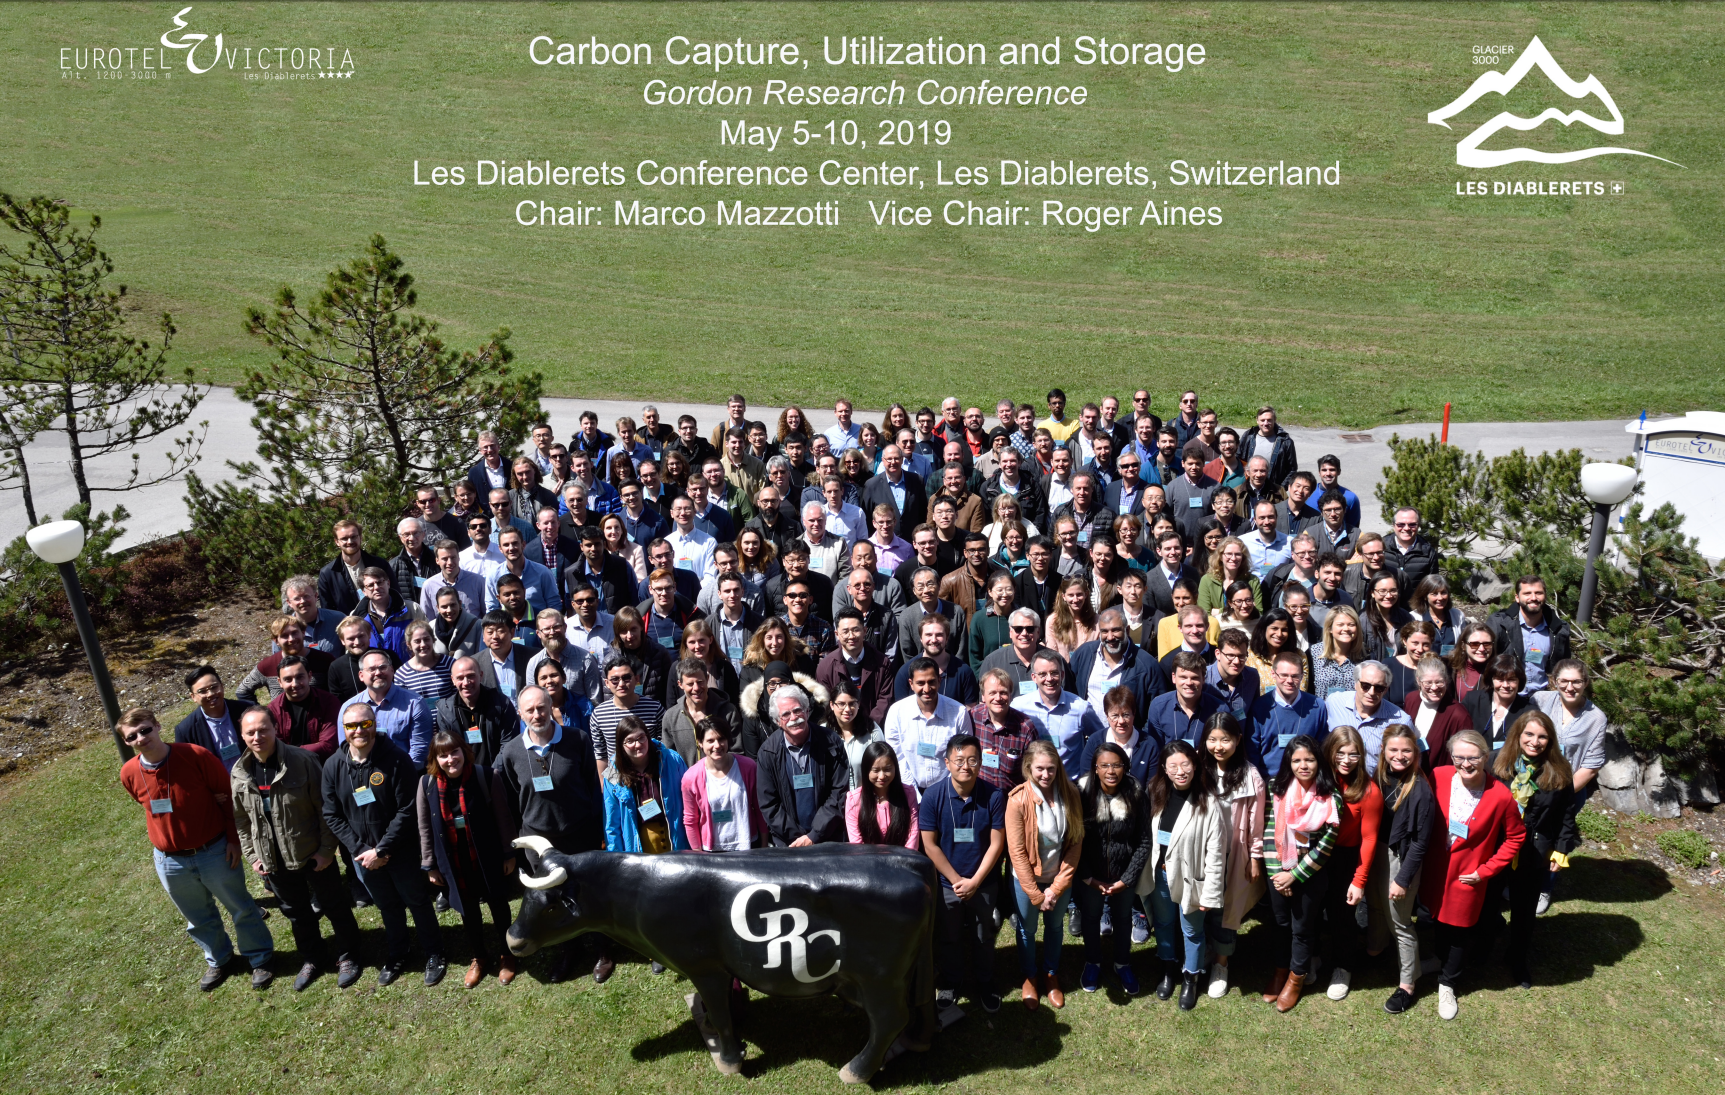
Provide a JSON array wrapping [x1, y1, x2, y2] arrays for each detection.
[[117, 707, 275, 991]]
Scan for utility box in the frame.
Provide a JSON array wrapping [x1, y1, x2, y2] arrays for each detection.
[[1626, 411, 1725, 560]]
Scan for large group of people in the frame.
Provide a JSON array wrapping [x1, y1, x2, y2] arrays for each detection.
[[119, 388, 1607, 1023]]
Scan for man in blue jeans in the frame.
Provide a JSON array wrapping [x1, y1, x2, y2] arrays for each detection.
[[117, 708, 275, 990]]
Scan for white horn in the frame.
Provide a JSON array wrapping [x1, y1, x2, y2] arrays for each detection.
[[512, 835, 555, 855], [520, 865, 568, 891]]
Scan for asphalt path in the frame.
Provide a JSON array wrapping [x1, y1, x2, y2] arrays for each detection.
[[3, 387, 1639, 551]]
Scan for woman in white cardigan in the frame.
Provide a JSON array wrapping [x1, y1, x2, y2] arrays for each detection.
[[1137, 739, 1228, 1010]]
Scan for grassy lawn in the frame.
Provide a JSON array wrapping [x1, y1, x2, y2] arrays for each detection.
[[1, 721, 1722, 1094], [2, 3, 1721, 426]]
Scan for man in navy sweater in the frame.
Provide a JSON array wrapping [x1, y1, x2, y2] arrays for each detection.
[[1248, 650, 1329, 778]]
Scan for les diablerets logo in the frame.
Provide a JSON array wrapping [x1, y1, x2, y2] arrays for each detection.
[[61, 6, 355, 79], [1428, 35, 1680, 169]]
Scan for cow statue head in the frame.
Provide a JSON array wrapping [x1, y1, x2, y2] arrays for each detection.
[[505, 836, 583, 957]]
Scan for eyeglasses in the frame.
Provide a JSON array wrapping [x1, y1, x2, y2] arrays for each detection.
[[1466, 640, 1494, 648], [1394, 521, 1419, 529], [1357, 681, 1386, 693], [948, 756, 981, 769], [1452, 755, 1482, 768], [1010, 624, 1038, 633], [122, 726, 159, 743], [783, 592, 809, 600], [344, 720, 375, 731]]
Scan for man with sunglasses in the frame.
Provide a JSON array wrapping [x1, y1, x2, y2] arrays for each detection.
[[457, 515, 508, 582], [1381, 507, 1441, 609], [1323, 660, 1412, 777], [323, 701, 447, 986], [119, 708, 276, 991]]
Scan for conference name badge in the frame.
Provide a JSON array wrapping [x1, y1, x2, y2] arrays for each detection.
[[1157, 829, 1172, 845], [353, 785, 376, 805], [917, 741, 937, 758], [981, 750, 1001, 769], [953, 826, 975, 843], [1448, 816, 1470, 841], [792, 773, 815, 789], [1278, 733, 1295, 748], [532, 774, 554, 792], [149, 797, 173, 814], [712, 807, 735, 825], [638, 798, 663, 822], [1188, 497, 1203, 509], [466, 728, 483, 744], [220, 742, 240, 761], [454, 814, 467, 830]]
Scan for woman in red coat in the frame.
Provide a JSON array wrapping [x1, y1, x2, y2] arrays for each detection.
[[1422, 728, 1524, 1020]]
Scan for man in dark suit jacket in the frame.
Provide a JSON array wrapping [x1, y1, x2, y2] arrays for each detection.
[[172, 665, 255, 765], [316, 520, 388, 617], [474, 617, 537, 702], [466, 436, 511, 505], [859, 445, 930, 531], [814, 609, 896, 724], [1143, 531, 1200, 625]]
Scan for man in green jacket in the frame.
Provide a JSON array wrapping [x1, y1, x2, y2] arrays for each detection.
[[233, 706, 365, 990]]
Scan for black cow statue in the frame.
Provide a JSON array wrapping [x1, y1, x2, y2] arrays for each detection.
[[507, 838, 938, 1083]]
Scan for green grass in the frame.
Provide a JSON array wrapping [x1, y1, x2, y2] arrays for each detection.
[[3, 733, 1724, 1093], [1657, 829, 1713, 870], [4, 2, 1723, 426], [1577, 807, 1621, 845]]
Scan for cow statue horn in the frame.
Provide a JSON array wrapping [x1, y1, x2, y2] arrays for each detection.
[[512, 835, 555, 856], [520, 864, 568, 890]]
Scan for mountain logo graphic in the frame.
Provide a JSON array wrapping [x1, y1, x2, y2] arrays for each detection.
[[1427, 36, 1682, 168]]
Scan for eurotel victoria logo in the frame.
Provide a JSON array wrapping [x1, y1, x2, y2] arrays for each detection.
[[61, 6, 356, 81], [1428, 35, 1680, 169]]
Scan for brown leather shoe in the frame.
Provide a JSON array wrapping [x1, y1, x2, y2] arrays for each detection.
[[1043, 973, 1065, 1009], [593, 955, 616, 984], [1275, 971, 1306, 1013], [497, 954, 517, 985], [1262, 967, 1290, 1003], [464, 959, 484, 989], [1021, 977, 1040, 1010]]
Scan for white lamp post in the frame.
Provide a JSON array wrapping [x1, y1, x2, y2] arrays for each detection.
[[1576, 463, 1639, 626], [25, 520, 129, 761]]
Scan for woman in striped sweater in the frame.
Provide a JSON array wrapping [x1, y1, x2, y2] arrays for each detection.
[[1319, 726, 1382, 1001], [1262, 734, 1339, 1013]]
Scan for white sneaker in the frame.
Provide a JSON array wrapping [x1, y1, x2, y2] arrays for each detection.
[[1437, 984, 1458, 1020], [1207, 963, 1229, 999], [1327, 968, 1352, 1000], [1536, 892, 1553, 916]]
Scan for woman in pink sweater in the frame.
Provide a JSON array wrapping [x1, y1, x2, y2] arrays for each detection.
[[844, 741, 920, 848], [680, 720, 767, 852]]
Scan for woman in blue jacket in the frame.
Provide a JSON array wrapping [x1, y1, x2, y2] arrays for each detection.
[[602, 715, 691, 854]]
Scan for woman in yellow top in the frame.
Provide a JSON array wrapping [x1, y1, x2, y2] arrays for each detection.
[[1156, 580, 1221, 657]]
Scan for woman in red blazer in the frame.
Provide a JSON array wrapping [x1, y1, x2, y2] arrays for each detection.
[[1421, 729, 1524, 1021]]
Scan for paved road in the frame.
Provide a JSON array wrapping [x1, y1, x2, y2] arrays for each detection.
[[4, 388, 1639, 551]]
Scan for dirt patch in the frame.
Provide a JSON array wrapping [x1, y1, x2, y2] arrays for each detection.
[[1590, 806, 1725, 891], [0, 593, 276, 782]]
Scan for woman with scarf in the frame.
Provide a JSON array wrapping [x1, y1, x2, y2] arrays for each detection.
[[1422, 728, 1525, 1019], [1261, 734, 1340, 1013], [1201, 713, 1265, 999], [417, 728, 519, 988], [1486, 710, 1575, 988]]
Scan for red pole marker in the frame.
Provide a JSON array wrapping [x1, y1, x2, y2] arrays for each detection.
[[1441, 403, 1452, 445]]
